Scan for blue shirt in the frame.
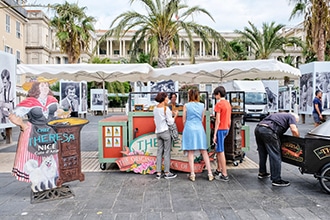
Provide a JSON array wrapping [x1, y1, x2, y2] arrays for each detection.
[[312, 97, 322, 114]]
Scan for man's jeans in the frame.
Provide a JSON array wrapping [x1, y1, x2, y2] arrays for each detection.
[[255, 125, 282, 181]]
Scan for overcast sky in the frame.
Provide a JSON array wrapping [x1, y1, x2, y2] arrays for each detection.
[[29, 0, 303, 32]]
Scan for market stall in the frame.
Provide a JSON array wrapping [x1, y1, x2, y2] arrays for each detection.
[[97, 90, 251, 173]]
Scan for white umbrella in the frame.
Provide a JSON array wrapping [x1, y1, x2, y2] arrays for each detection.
[[17, 63, 154, 114], [149, 59, 301, 83]]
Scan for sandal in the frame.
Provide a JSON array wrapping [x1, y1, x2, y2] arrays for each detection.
[[189, 174, 195, 182], [208, 174, 214, 181]]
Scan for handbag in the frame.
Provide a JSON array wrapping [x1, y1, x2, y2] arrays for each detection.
[[164, 106, 179, 141]]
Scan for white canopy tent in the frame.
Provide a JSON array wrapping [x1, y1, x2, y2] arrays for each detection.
[[17, 63, 154, 114], [149, 59, 301, 83], [17, 63, 154, 82]]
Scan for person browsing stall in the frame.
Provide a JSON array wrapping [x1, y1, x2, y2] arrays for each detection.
[[182, 89, 214, 182], [153, 92, 178, 179], [254, 112, 299, 187], [213, 86, 231, 181]]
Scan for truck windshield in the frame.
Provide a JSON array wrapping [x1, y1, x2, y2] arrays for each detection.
[[245, 92, 267, 104]]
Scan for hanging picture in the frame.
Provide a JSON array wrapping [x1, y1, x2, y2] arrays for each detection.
[[90, 89, 108, 111], [105, 138, 112, 148], [113, 126, 121, 136], [105, 126, 112, 136], [114, 138, 120, 147], [60, 81, 80, 117]]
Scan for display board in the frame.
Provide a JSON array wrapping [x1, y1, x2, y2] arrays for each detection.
[[0, 51, 16, 128], [262, 80, 278, 113], [90, 89, 108, 111], [299, 62, 330, 115]]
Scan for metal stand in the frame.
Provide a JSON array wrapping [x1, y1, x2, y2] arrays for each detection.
[[30, 185, 74, 204]]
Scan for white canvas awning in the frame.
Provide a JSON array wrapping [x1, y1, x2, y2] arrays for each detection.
[[17, 63, 154, 82], [149, 59, 301, 83]]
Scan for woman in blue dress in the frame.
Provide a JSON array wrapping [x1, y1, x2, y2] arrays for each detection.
[[182, 89, 214, 182]]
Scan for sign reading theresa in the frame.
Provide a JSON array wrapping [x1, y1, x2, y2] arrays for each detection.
[[129, 132, 183, 156], [116, 133, 206, 174], [314, 145, 330, 160]]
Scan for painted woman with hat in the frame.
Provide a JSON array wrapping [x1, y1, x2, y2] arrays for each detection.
[[9, 77, 69, 192]]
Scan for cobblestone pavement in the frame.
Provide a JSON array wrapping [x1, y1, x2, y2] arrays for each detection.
[[0, 113, 330, 219]]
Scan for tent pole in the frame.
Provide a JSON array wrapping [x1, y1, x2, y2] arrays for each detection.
[[103, 80, 106, 116]]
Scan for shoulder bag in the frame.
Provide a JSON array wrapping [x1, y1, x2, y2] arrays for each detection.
[[164, 106, 179, 141]]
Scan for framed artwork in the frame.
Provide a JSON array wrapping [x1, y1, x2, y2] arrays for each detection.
[[59, 81, 80, 112], [113, 138, 120, 147], [90, 89, 108, 111], [113, 127, 121, 137], [105, 138, 112, 148], [105, 126, 112, 136], [134, 104, 144, 111]]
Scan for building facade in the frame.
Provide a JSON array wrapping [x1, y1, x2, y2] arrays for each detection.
[[1, 3, 304, 67]]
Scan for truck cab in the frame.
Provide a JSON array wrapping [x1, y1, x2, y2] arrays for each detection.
[[222, 80, 269, 121]]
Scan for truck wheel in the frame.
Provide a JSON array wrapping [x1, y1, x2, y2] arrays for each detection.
[[319, 164, 330, 194]]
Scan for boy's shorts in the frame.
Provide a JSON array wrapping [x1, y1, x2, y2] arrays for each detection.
[[215, 129, 229, 153]]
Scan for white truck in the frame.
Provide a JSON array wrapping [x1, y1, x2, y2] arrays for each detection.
[[222, 80, 269, 121]]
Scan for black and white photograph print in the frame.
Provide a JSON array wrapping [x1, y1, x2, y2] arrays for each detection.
[[80, 81, 88, 113], [150, 80, 177, 100], [90, 89, 108, 111], [262, 80, 278, 112], [299, 72, 313, 114], [315, 72, 330, 109], [0, 51, 16, 127], [60, 81, 80, 114]]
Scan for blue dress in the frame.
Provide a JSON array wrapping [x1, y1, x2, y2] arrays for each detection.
[[182, 102, 207, 151]]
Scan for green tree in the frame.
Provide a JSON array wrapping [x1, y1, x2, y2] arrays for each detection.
[[90, 57, 130, 105], [289, 0, 330, 61], [235, 21, 301, 59], [99, 0, 232, 68], [50, 1, 96, 63], [223, 40, 249, 60], [277, 55, 297, 66]]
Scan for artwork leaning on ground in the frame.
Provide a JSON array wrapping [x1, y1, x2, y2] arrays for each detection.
[[115, 133, 212, 174]]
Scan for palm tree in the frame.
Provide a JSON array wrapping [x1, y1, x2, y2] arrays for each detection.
[[99, 0, 232, 68], [50, 1, 96, 63], [222, 40, 249, 60], [277, 55, 297, 67], [289, 0, 330, 61], [235, 21, 301, 59]]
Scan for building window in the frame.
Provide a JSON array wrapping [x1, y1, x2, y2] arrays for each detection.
[[114, 50, 120, 55], [6, 14, 10, 33], [5, 46, 13, 54], [16, 50, 21, 64], [16, 21, 21, 38]]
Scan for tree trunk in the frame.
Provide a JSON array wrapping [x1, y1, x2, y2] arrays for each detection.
[[317, 29, 325, 61], [158, 40, 169, 68]]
